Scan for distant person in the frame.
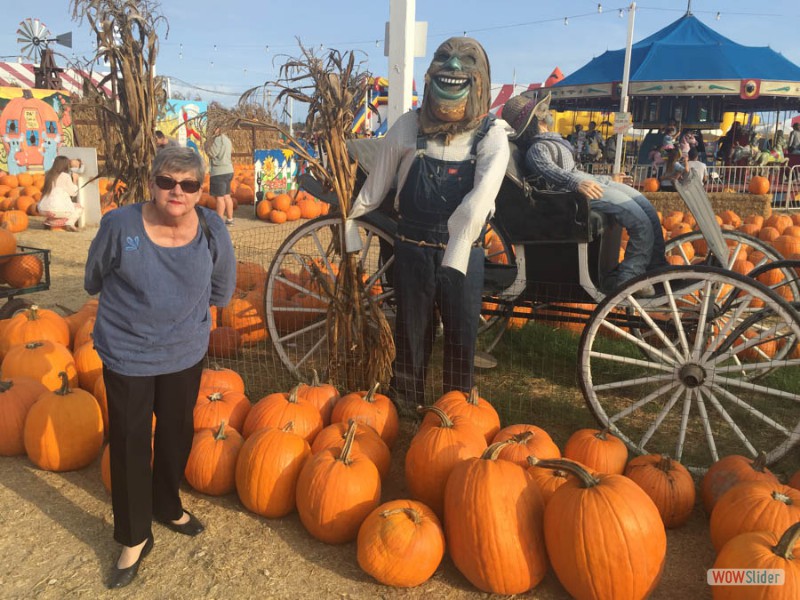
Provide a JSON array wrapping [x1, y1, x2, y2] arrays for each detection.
[[505, 92, 668, 295], [155, 130, 178, 149], [37, 155, 83, 232], [205, 126, 235, 225], [659, 148, 686, 191], [569, 124, 586, 157], [787, 122, 800, 155], [686, 148, 708, 183]]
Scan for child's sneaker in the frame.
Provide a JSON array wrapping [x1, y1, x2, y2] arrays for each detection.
[[225, 219, 234, 226]]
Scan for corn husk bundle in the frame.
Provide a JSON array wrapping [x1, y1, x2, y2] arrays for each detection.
[[240, 43, 394, 391], [71, 0, 167, 204]]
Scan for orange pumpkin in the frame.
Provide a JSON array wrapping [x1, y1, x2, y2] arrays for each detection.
[[331, 383, 399, 449], [0, 377, 48, 456], [220, 293, 267, 345], [748, 175, 770, 195], [255, 199, 272, 220], [701, 452, 778, 514], [193, 388, 251, 433], [0, 340, 78, 391], [357, 499, 445, 588], [526, 455, 584, 507], [563, 428, 628, 474], [72, 339, 103, 392], [207, 326, 242, 358], [423, 386, 500, 443], [0, 210, 29, 232], [1, 253, 43, 288], [311, 420, 391, 480], [295, 369, 339, 426], [199, 365, 245, 394], [184, 421, 244, 496], [491, 423, 561, 466], [624, 454, 696, 528], [0, 228, 16, 263], [642, 178, 659, 192], [269, 209, 288, 224], [242, 386, 323, 442], [272, 193, 292, 212], [0, 305, 70, 359]]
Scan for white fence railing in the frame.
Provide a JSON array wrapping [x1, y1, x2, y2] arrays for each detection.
[[580, 162, 800, 211]]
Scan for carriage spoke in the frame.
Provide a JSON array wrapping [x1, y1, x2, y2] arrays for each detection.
[[664, 280, 691, 357], [638, 386, 684, 451], [589, 351, 675, 373], [674, 388, 694, 462], [713, 358, 800, 374], [310, 229, 336, 275], [690, 280, 714, 360], [362, 254, 394, 290], [358, 228, 379, 267], [597, 321, 679, 366], [726, 242, 746, 268], [694, 388, 719, 463], [271, 314, 327, 343], [606, 380, 680, 423], [707, 382, 792, 435], [594, 373, 676, 392], [627, 297, 685, 362], [293, 334, 327, 369], [709, 374, 800, 403], [701, 299, 753, 361], [707, 323, 783, 366], [699, 387, 757, 456]]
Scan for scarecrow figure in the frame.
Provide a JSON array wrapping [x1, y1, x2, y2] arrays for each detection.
[[345, 37, 510, 408]]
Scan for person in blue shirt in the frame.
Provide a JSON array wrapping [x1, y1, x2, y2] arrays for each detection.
[[84, 146, 236, 589]]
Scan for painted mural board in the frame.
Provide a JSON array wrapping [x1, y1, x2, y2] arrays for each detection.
[[254, 149, 299, 197], [0, 87, 74, 175], [157, 99, 207, 154]]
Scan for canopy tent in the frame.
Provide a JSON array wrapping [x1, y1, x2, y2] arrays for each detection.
[[550, 13, 800, 125]]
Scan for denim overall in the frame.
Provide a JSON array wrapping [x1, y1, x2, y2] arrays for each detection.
[[391, 118, 492, 407]]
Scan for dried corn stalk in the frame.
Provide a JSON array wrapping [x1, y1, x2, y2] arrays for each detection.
[[71, 0, 167, 204], [240, 43, 394, 391]]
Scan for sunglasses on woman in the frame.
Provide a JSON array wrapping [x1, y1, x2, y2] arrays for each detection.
[[154, 175, 202, 194]]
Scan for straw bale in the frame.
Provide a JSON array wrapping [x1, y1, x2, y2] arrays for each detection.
[[644, 192, 772, 218]]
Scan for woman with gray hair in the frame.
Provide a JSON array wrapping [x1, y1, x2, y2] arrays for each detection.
[[84, 146, 237, 588], [503, 93, 668, 295]]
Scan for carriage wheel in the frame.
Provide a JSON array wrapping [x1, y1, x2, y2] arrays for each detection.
[[578, 266, 800, 472], [265, 216, 395, 381]]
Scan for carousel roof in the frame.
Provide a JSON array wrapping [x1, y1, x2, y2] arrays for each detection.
[[550, 14, 800, 112]]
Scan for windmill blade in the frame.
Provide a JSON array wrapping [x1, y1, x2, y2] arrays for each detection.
[[16, 18, 51, 45]]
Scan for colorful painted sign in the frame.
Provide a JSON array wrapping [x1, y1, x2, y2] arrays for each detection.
[[157, 99, 207, 153], [254, 149, 299, 195], [0, 87, 73, 174]]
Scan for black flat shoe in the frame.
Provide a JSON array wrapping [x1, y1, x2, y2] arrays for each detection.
[[107, 536, 153, 589], [156, 510, 204, 536]]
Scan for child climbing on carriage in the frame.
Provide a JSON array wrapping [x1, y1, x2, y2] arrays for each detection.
[[502, 92, 669, 296]]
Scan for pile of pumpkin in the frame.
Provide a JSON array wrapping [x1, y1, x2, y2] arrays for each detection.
[[255, 190, 330, 224], [0, 228, 45, 290], [197, 163, 258, 209], [0, 171, 45, 232], [641, 174, 774, 196]]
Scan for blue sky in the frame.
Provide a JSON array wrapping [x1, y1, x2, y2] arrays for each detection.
[[2, 1, 800, 119]]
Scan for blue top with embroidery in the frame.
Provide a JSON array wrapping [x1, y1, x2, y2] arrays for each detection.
[[84, 203, 237, 376]]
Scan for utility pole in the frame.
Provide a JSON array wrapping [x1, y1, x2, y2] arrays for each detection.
[[613, 2, 636, 176], [387, 0, 415, 127]]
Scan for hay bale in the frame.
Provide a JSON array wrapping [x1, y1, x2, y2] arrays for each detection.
[[644, 192, 772, 219]]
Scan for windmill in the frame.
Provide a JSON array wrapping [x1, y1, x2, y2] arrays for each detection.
[[16, 18, 73, 90]]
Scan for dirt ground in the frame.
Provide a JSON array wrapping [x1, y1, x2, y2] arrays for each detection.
[[1, 209, 720, 599]]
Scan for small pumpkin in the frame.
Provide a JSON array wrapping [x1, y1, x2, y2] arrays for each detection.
[[295, 369, 339, 426], [193, 388, 251, 433], [642, 177, 660, 192], [242, 386, 323, 442], [563, 428, 628, 474], [295, 420, 382, 544], [311, 420, 391, 480], [198, 365, 245, 394], [1, 254, 43, 289], [624, 454, 696, 528], [424, 386, 500, 443], [72, 338, 103, 392], [491, 423, 561, 466], [526, 455, 584, 507], [185, 420, 244, 496], [701, 452, 778, 514], [748, 175, 770, 195], [357, 499, 445, 588], [23, 372, 104, 471], [0, 377, 48, 456]]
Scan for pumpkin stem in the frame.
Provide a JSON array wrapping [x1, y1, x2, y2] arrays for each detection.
[[338, 420, 358, 465], [27, 305, 40, 320], [657, 454, 673, 472], [481, 439, 515, 461], [0, 380, 13, 393], [310, 369, 321, 387], [364, 382, 380, 403], [55, 371, 72, 396], [595, 428, 610, 441], [772, 522, 800, 560], [208, 392, 223, 402], [535, 458, 601, 488], [288, 385, 300, 404], [25, 341, 44, 350], [771, 491, 793, 505], [510, 431, 534, 445], [380, 507, 422, 525], [214, 420, 227, 440], [417, 405, 454, 429], [467, 386, 480, 406], [751, 451, 768, 472], [282, 421, 295, 433]]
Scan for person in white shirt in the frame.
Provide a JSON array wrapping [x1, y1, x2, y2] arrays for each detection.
[[37, 156, 83, 231], [686, 148, 708, 183], [345, 37, 509, 409]]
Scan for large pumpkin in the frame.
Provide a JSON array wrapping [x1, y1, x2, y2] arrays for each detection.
[[295, 420, 381, 544], [295, 369, 339, 426], [235, 422, 311, 518], [701, 452, 778, 514], [23, 372, 104, 471], [199, 364, 245, 394], [1, 254, 43, 289], [443, 441, 548, 595], [185, 421, 244, 496], [491, 423, 561, 467], [331, 383, 399, 449], [563, 428, 628, 474], [0, 377, 48, 456], [0, 304, 69, 359], [537, 458, 667, 600], [405, 406, 487, 517], [424, 386, 500, 443], [709, 480, 800, 551], [193, 388, 251, 433], [624, 454, 696, 528], [711, 522, 800, 600], [72, 339, 103, 392], [1, 340, 78, 391], [357, 499, 445, 588]]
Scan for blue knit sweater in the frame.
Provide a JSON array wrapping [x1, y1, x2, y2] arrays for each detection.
[[84, 203, 237, 376]]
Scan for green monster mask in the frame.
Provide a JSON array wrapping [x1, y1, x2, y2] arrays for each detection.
[[418, 37, 491, 141]]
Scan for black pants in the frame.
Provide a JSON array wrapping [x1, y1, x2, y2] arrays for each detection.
[[104, 360, 203, 546], [391, 242, 484, 407]]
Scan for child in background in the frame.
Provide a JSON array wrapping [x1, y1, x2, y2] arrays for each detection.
[[37, 156, 83, 232]]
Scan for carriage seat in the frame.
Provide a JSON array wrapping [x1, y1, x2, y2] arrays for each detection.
[[492, 143, 608, 245]]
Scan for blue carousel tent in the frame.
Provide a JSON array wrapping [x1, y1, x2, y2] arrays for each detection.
[[549, 13, 800, 119]]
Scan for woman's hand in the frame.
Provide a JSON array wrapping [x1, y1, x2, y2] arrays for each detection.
[[577, 180, 604, 200]]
